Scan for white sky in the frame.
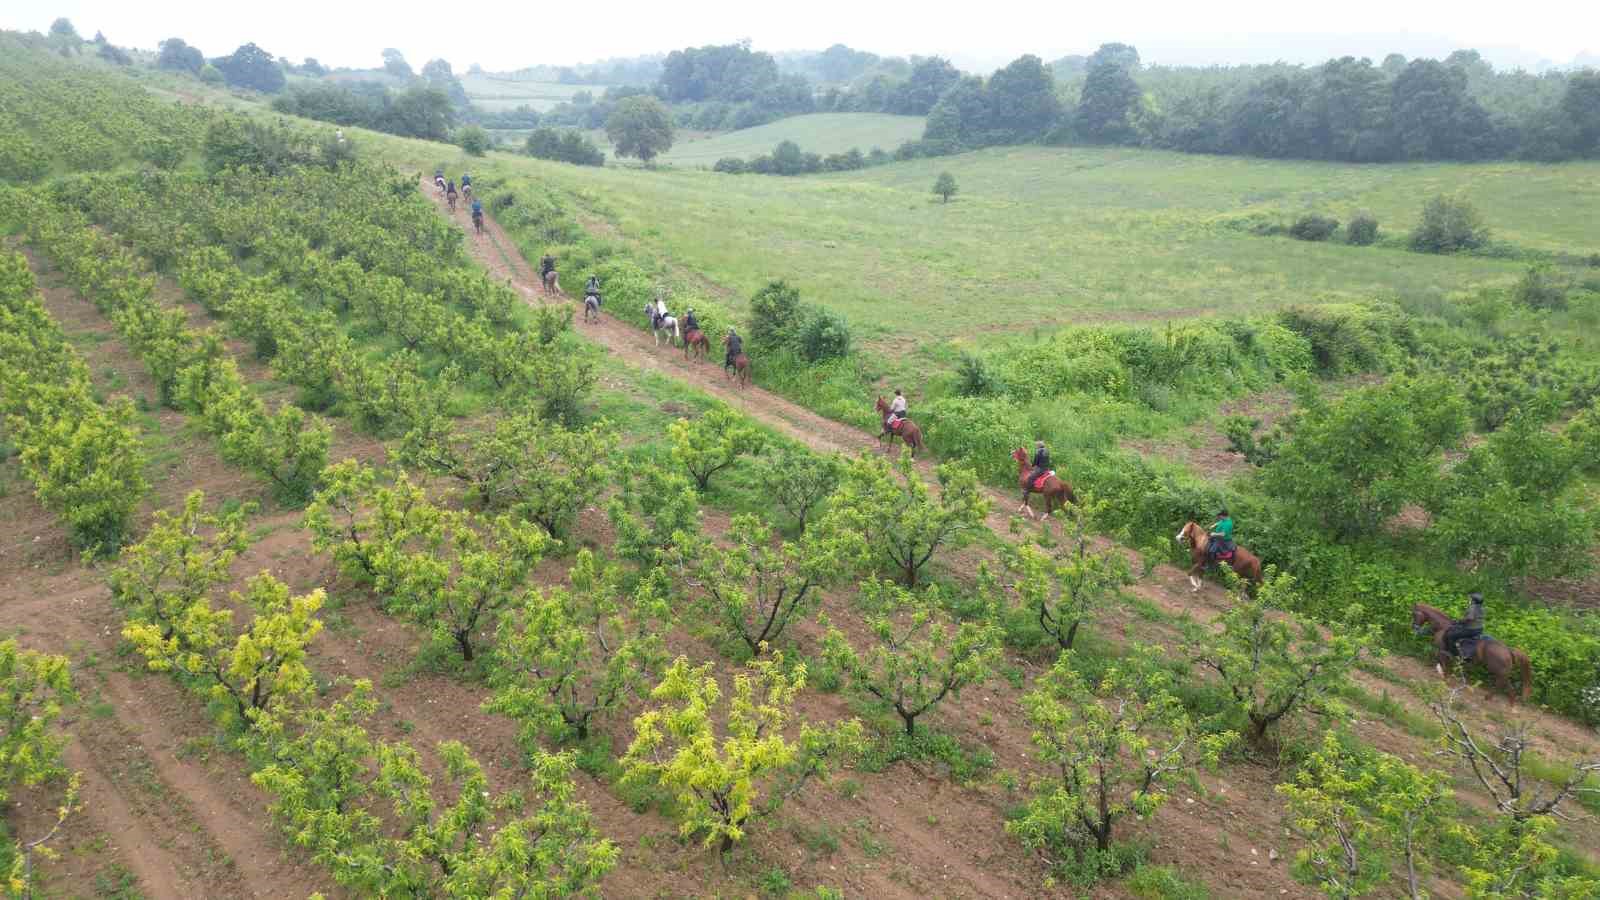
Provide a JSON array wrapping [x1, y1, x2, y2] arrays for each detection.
[[5, 0, 1596, 73]]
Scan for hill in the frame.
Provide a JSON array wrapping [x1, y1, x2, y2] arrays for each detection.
[[657, 113, 925, 166]]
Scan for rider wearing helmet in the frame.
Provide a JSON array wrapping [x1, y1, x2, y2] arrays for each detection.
[[724, 327, 743, 373], [540, 255, 556, 278], [682, 307, 699, 333], [460, 172, 471, 188], [1443, 592, 1485, 658], [585, 274, 601, 297], [1208, 508, 1235, 561], [1027, 440, 1051, 490], [470, 196, 484, 225]]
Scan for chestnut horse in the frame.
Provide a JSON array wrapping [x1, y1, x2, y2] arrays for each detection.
[[1176, 521, 1263, 592], [1411, 603, 1532, 703], [1011, 447, 1075, 517], [723, 334, 750, 388], [874, 396, 924, 457], [683, 328, 710, 360]]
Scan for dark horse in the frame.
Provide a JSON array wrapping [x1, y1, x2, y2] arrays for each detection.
[[1411, 603, 1532, 703], [874, 396, 924, 457], [1011, 446, 1075, 518], [1176, 521, 1263, 592], [723, 334, 750, 388]]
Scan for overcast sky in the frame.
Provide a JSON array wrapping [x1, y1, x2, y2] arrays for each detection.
[[6, 1, 1596, 73]]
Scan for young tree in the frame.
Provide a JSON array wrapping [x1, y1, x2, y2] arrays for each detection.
[[823, 451, 990, 586], [684, 515, 851, 655], [1429, 688, 1600, 824], [1409, 194, 1491, 253], [1075, 61, 1143, 143], [1276, 731, 1450, 899], [606, 95, 675, 165], [822, 579, 1001, 735], [109, 491, 252, 640], [755, 447, 841, 534], [456, 125, 491, 156], [1009, 646, 1235, 867], [668, 404, 763, 491], [607, 467, 702, 567], [998, 497, 1133, 650], [619, 654, 862, 854], [0, 641, 74, 805], [304, 463, 438, 586], [1189, 573, 1378, 744], [933, 171, 958, 203], [485, 553, 671, 745]]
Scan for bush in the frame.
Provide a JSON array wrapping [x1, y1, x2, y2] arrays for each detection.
[[455, 125, 491, 157], [1345, 213, 1380, 246], [923, 397, 1030, 485], [1288, 214, 1339, 242], [955, 353, 1004, 397], [712, 156, 745, 174], [796, 307, 851, 362], [748, 280, 804, 351], [1513, 263, 1569, 310], [524, 128, 605, 167], [1409, 195, 1490, 253]]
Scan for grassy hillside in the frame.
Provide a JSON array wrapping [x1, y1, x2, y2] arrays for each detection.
[[658, 113, 925, 166], [460, 72, 599, 111], [520, 145, 1600, 353]]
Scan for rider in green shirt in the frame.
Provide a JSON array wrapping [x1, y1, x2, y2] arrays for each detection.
[[1209, 508, 1235, 560]]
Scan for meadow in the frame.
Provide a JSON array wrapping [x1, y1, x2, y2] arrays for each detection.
[[655, 112, 926, 166], [459, 72, 604, 111]]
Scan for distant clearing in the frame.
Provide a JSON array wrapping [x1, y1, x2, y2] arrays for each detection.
[[657, 113, 926, 166], [460, 73, 603, 111]]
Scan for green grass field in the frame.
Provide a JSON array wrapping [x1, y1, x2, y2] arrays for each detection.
[[460, 73, 601, 111], [656, 113, 926, 166]]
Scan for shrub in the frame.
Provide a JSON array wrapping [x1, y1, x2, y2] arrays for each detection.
[[796, 307, 851, 361], [923, 396, 1030, 486], [524, 127, 604, 166], [955, 352, 1004, 397], [455, 125, 491, 156], [1513, 263, 1569, 310], [712, 157, 746, 174], [748, 280, 804, 351], [823, 452, 990, 586], [1409, 195, 1490, 253], [1289, 213, 1339, 242], [1345, 213, 1380, 246]]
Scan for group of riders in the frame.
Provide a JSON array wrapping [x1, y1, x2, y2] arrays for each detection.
[[435, 170, 484, 233]]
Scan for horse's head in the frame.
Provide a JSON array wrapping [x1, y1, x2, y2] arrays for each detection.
[[1175, 521, 1198, 547], [1411, 604, 1433, 636], [1012, 447, 1027, 464], [875, 396, 888, 413]]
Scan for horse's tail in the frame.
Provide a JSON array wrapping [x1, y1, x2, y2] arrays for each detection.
[[1515, 649, 1532, 702]]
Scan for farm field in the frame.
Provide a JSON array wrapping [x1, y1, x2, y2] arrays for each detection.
[[460, 72, 605, 111], [656, 112, 927, 166], [3, 30, 1600, 900]]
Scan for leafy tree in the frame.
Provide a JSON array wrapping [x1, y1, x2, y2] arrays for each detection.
[[486, 553, 670, 745], [895, 57, 961, 115], [301, 57, 327, 77], [109, 491, 252, 640], [304, 463, 436, 586], [1561, 70, 1600, 157], [381, 48, 413, 79], [1277, 731, 1450, 899], [1008, 646, 1234, 869], [381, 84, 455, 140], [998, 497, 1133, 650], [1262, 376, 1466, 539], [1087, 43, 1141, 71], [933, 171, 958, 203], [606, 96, 674, 165], [1312, 57, 1393, 162], [97, 39, 132, 66], [1075, 62, 1142, 143], [823, 579, 1001, 735], [48, 18, 78, 41], [1410, 194, 1491, 253], [213, 43, 286, 93], [0, 641, 74, 805], [607, 468, 701, 567], [668, 404, 763, 491], [755, 447, 841, 534], [823, 451, 990, 586], [1392, 60, 1495, 161], [525, 127, 605, 166], [1454, 816, 1600, 899], [985, 55, 1061, 142], [924, 75, 989, 144], [1346, 213, 1380, 246], [683, 515, 851, 655], [1189, 574, 1378, 743], [747, 280, 804, 351], [455, 125, 491, 156], [619, 654, 862, 853]]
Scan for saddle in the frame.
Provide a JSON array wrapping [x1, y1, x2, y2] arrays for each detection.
[[1454, 634, 1494, 660], [1030, 470, 1055, 491], [886, 417, 906, 433], [1207, 538, 1235, 562]]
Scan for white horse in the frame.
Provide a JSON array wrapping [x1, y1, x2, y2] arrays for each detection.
[[646, 301, 679, 347]]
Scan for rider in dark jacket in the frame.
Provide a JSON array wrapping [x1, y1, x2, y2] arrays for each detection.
[[683, 308, 699, 333], [1443, 592, 1485, 658], [724, 328, 743, 372], [1028, 441, 1051, 488], [585, 274, 600, 295], [541, 255, 556, 278]]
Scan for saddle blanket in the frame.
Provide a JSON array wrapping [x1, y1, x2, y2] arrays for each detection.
[[1031, 470, 1056, 490], [1456, 634, 1495, 659]]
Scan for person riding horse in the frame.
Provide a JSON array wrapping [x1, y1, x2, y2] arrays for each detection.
[[585, 274, 601, 296], [1443, 592, 1485, 659], [1207, 508, 1235, 563], [724, 327, 743, 374], [541, 255, 556, 279], [682, 307, 699, 334], [1027, 441, 1051, 491], [460, 172, 471, 192], [885, 389, 908, 431], [470, 197, 484, 233]]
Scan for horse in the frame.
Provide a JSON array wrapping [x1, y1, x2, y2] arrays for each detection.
[[647, 305, 680, 348], [462, 183, 472, 201], [471, 210, 484, 236], [874, 396, 924, 458], [542, 269, 560, 295], [1011, 447, 1075, 518], [683, 328, 710, 360], [1176, 521, 1263, 592], [446, 190, 457, 212], [723, 334, 750, 388], [1411, 603, 1532, 703], [583, 293, 601, 323]]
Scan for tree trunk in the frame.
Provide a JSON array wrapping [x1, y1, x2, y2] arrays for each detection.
[[456, 630, 474, 661], [902, 711, 917, 735], [1063, 620, 1080, 650]]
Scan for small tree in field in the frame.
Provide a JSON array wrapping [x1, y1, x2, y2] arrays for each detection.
[[620, 655, 864, 855], [999, 497, 1133, 650], [669, 404, 763, 491], [1409, 194, 1490, 253], [824, 451, 990, 586], [1276, 730, 1450, 899], [822, 579, 1001, 735], [605, 96, 675, 166], [607, 467, 701, 567], [1009, 646, 1235, 872], [1454, 815, 1600, 899], [756, 447, 842, 534], [109, 491, 252, 640], [933, 171, 958, 203], [1, 640, 80, 898], [485, 553, 671, 746], [1189, 573, 1378, 744], [455, 125, 491, 156], [683, 514, 853, 656]]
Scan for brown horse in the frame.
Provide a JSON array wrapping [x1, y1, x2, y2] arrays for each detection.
[[874, 396, 924, 458], [1176, 521, 1263, 592], [1011, 446, 1075, 517], [543, 269, 560, 294], [1411, 603, 1532, 703], [683, 329, 710, 360], [723, 334, 750, 388]]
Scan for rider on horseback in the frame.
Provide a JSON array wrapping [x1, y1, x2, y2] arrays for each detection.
[[540, 255, 556, 279], [1443, 592, 1485, 658], [460, 172, 471, 189], [724, 328, 743, 373], [886, 389, 907, 431], [682, 307, 699, 333], [1208, 508, 1235, 562], [586, 274, 601, 296], [1028, 441, 1051, 490]]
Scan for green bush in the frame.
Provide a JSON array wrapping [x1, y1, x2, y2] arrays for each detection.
[[455, 125, 491, 156], [1276, 304, 1414, 375], [748, 280, 803, 351], [712, 157, 745, 174], [955, 353, 1004, 397], [923, 397, 1031, 485], [1409, 195, 1490, 254], [1513, 263, 1569, 311], [1288, 213, 1339, 242], [796, 307, 852, 362], [1345, 213, 1380, 246]]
